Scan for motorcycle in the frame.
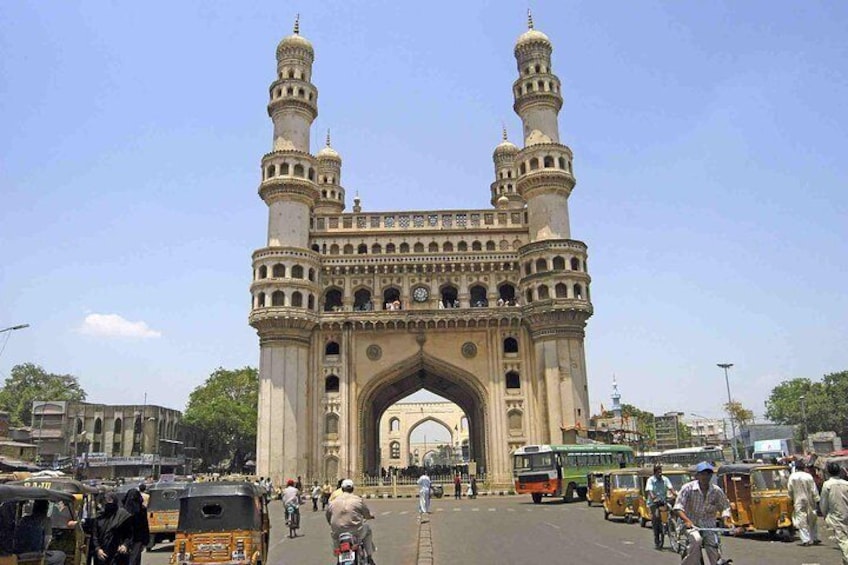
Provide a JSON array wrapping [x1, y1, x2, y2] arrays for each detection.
[[333, 531, 370, 565], [285, 502, 300, 538]]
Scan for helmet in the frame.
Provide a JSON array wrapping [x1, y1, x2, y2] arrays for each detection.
[[341, 479, 354, 491], [286, 479, 295, 487]]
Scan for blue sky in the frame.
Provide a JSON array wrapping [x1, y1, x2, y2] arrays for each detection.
[[1, 1, 846, 428]]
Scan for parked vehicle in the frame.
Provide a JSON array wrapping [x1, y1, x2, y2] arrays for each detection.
[[146, 482, 188, 550], [172, 482, 269, 565], [602, 467, 642, 523], [752, 439, 794, 462], [717, 463, 793, 539], [586, 472, 605, 507]]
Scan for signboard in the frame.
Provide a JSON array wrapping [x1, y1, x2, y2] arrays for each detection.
[[654, 414, 681, 451]]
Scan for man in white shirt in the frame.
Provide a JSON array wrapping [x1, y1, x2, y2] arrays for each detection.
[[787, 460, 821, 546], [821, 461, 848, 564], [417, 472, 432, 514]]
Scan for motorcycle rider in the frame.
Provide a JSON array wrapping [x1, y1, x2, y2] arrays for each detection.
[[645, 464, 676, 548], [282, 479, 301, 529], [326, 479, 377, 565]]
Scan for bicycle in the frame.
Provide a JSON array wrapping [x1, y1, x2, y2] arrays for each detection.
[[675, 526, 734, 564]]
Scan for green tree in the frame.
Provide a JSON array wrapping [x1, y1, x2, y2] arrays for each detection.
[[724, 401, 754, 428], [765, 372, 848, 438], [0, 363, 87, 426], [183, 366, 258, 473]]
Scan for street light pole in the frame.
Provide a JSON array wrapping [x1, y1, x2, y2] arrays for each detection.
[[799, 395, 809, 450], [717, 363, 738, 462], [0, 324, 29, 360]]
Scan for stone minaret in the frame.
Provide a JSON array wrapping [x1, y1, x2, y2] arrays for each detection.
[[251, 16, 322, 484], [515, 11, 594, 441], [314, 130, 346, 214], [611, 376, 622, 420], [490, 125, 523, 209]]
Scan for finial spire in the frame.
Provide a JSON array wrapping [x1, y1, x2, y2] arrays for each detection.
[[293, 13, 300, 34], [527, 8, 534, 30], [326, 129, 331, 147], [501, 122, 508, 141]]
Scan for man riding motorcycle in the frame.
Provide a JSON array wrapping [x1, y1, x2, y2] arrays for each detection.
[[326, 479, 377, 565]]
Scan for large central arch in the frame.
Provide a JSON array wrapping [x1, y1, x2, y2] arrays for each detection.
[[358, 351, 489, 475]]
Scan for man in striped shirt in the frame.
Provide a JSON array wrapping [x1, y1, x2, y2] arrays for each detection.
[[673, 461, 733, 565]]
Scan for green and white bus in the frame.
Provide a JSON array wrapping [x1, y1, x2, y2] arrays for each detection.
[[513, 444, 635, 503]]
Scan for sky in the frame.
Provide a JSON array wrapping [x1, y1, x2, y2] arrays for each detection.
[[1, 1, 846, 431]]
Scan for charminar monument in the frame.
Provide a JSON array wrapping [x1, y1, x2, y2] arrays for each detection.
[[249, 13, 594, 485]]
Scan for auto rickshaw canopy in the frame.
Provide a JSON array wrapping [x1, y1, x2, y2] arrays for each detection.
[[178, 482, 265, 533]]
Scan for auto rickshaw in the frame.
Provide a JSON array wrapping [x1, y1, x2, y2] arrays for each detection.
[[717, 463, 793, 539], [602, 467, 642, 523], [0, 484, 82, 565], [586, 472, 605, 507], [10, 477, 97, 565], [172, 482, 269, 565], [636, 467, 691, 528], [147, 482, 189, 550]]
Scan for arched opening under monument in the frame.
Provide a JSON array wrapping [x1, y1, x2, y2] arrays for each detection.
[[360, 353, 487, 479]]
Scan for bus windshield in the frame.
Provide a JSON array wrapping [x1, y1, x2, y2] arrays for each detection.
[[514, 453, 554, 472]]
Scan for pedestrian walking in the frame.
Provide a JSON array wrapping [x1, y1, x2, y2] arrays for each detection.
[[311, 481, 321, 511], [417, 472, 432, 514], [92, 492, 133, 565], [321, 480, 333, 509], [821, 461, 848, 564], [122, 488, 150, 565], [453, 474, 462, 500], [788, 460, 821, 546], [470, 477, 478, 499]]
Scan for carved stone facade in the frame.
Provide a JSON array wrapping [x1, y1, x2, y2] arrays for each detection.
[[379, 402, 469, 469], [250, 15, 594, 485]]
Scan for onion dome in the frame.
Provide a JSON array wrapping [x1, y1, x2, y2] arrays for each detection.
[[515, 10, 551, 50], [493, 125, 518, 157], [317, 130, 341, 161], [496, 194, 510, 209], [276, 15, 314, 60]]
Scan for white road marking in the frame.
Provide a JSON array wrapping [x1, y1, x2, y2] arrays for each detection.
[[399, 511, 409, 515], [380, 511, 392, 515], [471, 508, 480, 512], [452, 508, 461, 511], [592, 541, 631, 558], [544, 521, 561, 529], [488, 508, 496, 511]]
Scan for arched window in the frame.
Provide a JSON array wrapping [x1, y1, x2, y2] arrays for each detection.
[[508, 409, 523, 431], [428, 242, 438, 252], [506, 371, 521, 389], [372, 243, 382, 254], [257, 292, 266, 307], [343, 244, 354, 254], [558, 157, 567, 169], [280, 163, 290, 175], [573, 284, 583, 300], [570, 257, 580, 271], [94, 417, 102, 434], [470, 284, 488, 307], [308, 268, 315, 281], [544, 156, 555, 168], [258, 265, 268, 279], [529, 157, 539, 170], [555, 283, 568, 298], [389, 418, 400, 432], [293, 164, 304, 177], [443, 242, 454, 252], [272, 291, 285, 306], [325, 375, 340, 393], [291, 291, 303, 307], [330, 244, 340, 255], [390, 441, 401, 459], [552, 256, 565, 270], [460, 417, 468, 431], [503, 337, 518, 354], [440, 285, 458, 308], [325, 413, 339, 435], [76, 418, 84, 434], [471, 240, 482, 251], [272, 263, 285, 278], [311, 243, 320, 253], [354, 288, 373, 311], [383, 287, 401, 309], [386, 243, 396, 254], [134, 416, 142, 434], [413, 242, 424, 253], [400, 243, 410, 253], [114, 418, 122, 434], [324, 288, 342, 312], [525, 289, 533, 304], [292, 265, 304, 278], [524, 262, 532, 275], [520, 163, 527, 175], [358, 244, 368, 254], [498, 283, 516, 303], [308, 294, 315, 310], [486, 241, 496, 251], [458, 241, 468, 252], [538, 285, 550, 300], [325, 341, 340, 355], [535, 258, 548, 272], [266, 164, 276, 178]]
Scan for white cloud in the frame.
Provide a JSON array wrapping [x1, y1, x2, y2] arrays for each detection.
[[78, 313, 162, 339]]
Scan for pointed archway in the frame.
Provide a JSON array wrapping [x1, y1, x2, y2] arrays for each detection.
[[358, 351, 489, 475]]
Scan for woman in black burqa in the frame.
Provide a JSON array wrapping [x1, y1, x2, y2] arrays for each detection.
[[92, 492, 133, 564], [122, 488, 150, 565]]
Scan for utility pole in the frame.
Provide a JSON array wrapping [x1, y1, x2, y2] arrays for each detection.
[[717, 363, 738, 462]]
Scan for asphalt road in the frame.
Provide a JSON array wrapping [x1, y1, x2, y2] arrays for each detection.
[[142, 496, 843, 564]]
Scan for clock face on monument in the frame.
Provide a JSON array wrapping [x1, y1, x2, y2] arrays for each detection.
[[412, 287, 430, 302]]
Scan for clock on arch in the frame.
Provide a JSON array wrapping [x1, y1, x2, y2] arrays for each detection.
[[412, 286, 430, 302]]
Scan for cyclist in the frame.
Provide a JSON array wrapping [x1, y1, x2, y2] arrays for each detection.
[[673, 461, 733, 565], [646, 464, 677, 549], [282, 479, 301, 529]]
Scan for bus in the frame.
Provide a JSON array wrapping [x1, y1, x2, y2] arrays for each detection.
[[656, 446, 725, 467], [513, 444, 635, 503]]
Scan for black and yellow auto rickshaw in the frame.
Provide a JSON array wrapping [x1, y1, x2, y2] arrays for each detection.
[[586, 472, 605, 507], [717, 463, 793, 539], [636, 467, 691, 528], [147, 482, 188, 550], [602, 467, 642, 523], [172, 482, 269, 565], [10, 477, 97, 565], [0, 484, 82, 565]]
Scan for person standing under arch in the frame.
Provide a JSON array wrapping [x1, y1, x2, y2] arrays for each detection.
[[417, 472, 432, 514]]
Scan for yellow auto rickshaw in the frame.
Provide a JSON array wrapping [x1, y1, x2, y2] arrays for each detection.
[[0, 483, 84, 565], [11, 477, 97, 565], [636, 467, 691, 528], [717, 463, 793, 539], [147, 482, 188, 550], [602, 467, 642, 523], [172, 482, 270, 565], [586, 472, 605, 507]]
